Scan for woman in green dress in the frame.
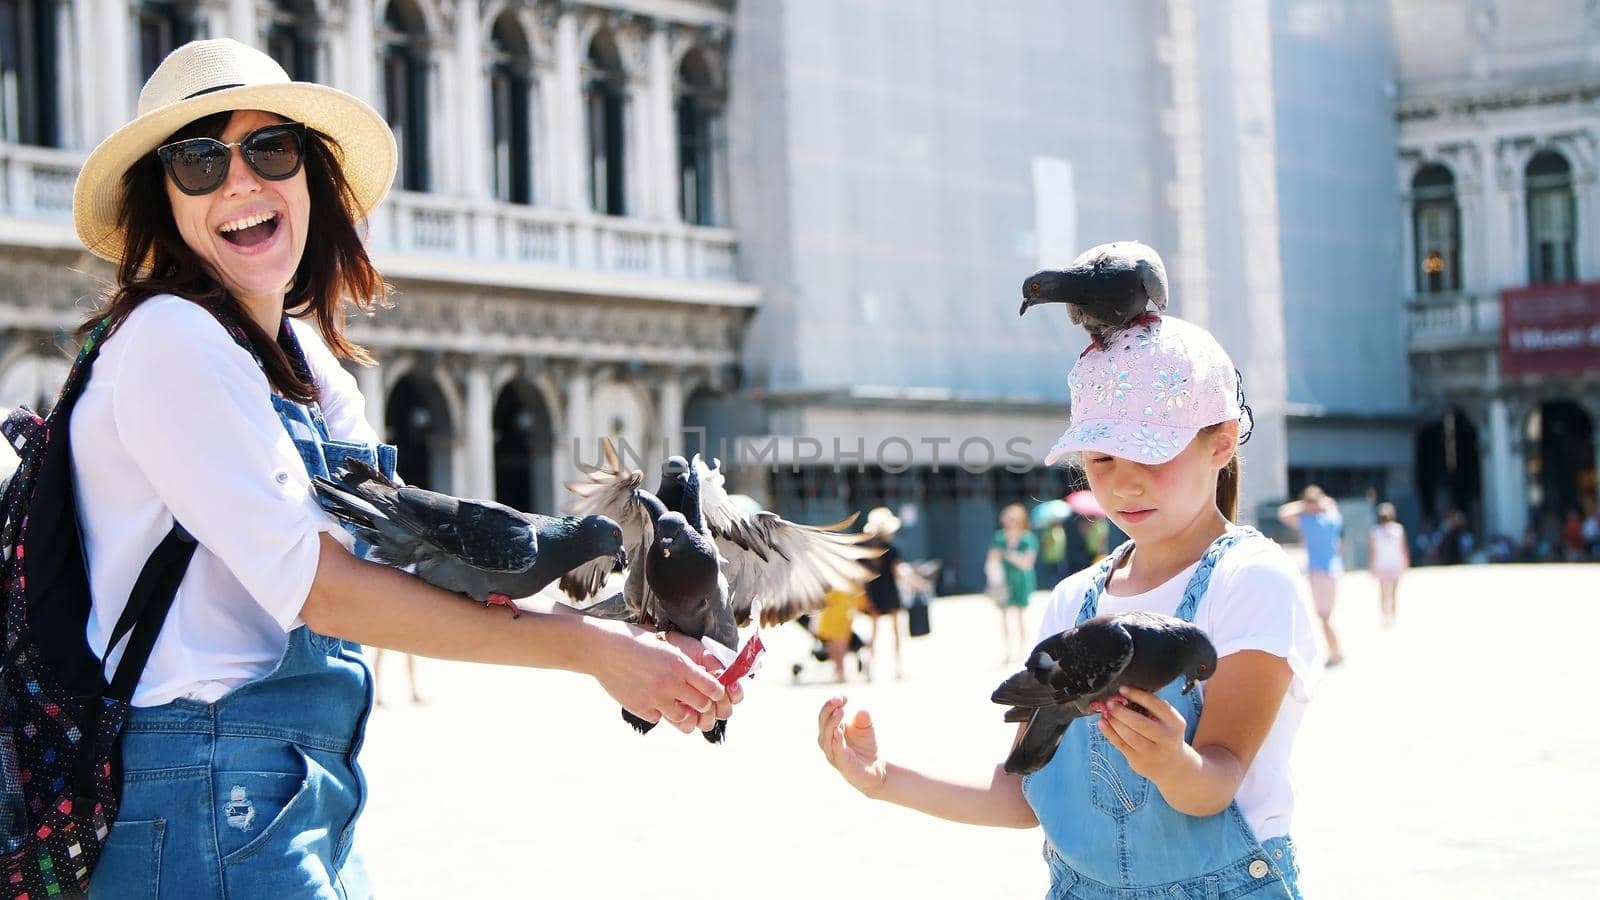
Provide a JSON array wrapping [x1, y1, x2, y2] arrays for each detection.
[[987, 502, 1038, 663]]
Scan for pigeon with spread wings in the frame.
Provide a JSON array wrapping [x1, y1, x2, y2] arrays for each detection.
[[688, 454, 880, 628], [561, 438, 879, 627]]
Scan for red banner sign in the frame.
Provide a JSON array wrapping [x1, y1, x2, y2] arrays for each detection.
[[1501, 282, 1600, 376]]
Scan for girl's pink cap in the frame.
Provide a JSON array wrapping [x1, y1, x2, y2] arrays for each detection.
[[1044, 315, 1243, 466]]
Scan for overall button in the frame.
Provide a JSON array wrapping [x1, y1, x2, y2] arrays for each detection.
[[1248, 859, 1271, 879], [1273, 849, 1285, 860]]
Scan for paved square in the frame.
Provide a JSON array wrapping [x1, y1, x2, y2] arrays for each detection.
[[355, 564, 1599, 899]]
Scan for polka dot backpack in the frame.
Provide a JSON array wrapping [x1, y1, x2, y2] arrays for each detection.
[[0, 317, 199, 897]]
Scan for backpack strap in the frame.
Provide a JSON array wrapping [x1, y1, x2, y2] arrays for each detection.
[[103, 524, 198, 703]]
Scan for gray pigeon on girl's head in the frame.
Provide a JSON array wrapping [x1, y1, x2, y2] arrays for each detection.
[[1019, 241, 1169, 345]]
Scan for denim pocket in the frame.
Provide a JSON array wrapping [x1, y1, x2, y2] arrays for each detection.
[[91, 818, 164, 900], [1086, 728, 1149, 816], [216, 749, 309, 865], [320, 440, 378, 480]]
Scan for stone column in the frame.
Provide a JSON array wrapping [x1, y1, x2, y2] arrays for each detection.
[[343, 0, 377, 108], [554, 7, 585, 211], [353, 362, 388, 441], [98, 0, 133, 140], [561, 364, 593, 502], [1486, 396, 1528, 538], [656, 371, 684, 463], [225, 0, 254, 41], [454, 1, 488, 200], [647, 22, 675, 222], [464, 359, 496, 501]]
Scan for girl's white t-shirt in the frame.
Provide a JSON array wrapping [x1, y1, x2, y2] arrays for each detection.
[[1034, 536, 1324, 842], [1369, 522, 1406, 571], [70, 295, 372, 707]]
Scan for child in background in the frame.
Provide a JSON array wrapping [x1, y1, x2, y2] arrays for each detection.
[[1367, 502, 1409, 627]]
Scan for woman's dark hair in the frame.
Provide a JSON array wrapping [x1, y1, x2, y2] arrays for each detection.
[[77, 110, 387, 404], [1200, 422, 1241, 521]]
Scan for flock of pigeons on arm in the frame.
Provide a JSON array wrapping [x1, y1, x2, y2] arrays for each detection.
[[307, 241, 1220, 772], [309, 436, 882, 743]]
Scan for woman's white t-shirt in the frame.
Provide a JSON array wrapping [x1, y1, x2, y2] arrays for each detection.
[[1034, 536, 1324, 842], [70, 295, 372, 707]]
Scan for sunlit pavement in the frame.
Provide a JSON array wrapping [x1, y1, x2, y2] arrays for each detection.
[[355, 563, 1600, 899]]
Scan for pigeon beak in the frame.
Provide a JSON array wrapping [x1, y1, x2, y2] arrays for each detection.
[[1181, 677, 1198, 695], [611, 548, 628, 572], [661, 548, 671, 559]]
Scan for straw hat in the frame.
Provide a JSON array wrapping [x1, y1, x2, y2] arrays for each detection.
[[73, 38, 397, 263], [864, 506, 902, 537]]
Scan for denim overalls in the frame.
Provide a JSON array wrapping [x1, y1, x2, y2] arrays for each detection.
[[1022, 528, 1305, 900], [90, 330, 397, 900]]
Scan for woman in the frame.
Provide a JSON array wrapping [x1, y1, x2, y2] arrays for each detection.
[[987, 503, 1037, 663], [71, 40, 735, 898], [1277, 485, 1344, 666], [861, 506, 905, 679]]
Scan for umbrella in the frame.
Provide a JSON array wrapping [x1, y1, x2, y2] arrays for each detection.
[[1030, 499, 1071, 528], [1065, 490, 1104, 518]]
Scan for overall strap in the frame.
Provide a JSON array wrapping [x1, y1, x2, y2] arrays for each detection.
[[1075, 539, 1135, 625], [1173, 526, 1262, 623]]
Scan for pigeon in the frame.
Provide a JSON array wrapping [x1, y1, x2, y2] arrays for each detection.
[[562, 439, 878, 742], [561, 439, 879, 628], [991, 611, 1217, 775], [1019, 240, 1169, 346], [312, 457, 627, 615]]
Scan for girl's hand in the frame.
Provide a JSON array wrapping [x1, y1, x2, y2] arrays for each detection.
[[662, 631, 746, 722], [1096, 686, 1195, 784], [817, 696, 887, 797], [589, 621, 728, 735]]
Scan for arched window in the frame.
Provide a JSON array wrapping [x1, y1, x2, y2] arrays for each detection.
[[0, 0, 59, 146], [135, 1, 197, 81], [1412, 164, 1460, 294], [585, 32, 626, 216], [380, 1, 430, 192], [487, 12, 533, 205], [675, 49, 724, 226], [264, 0, 317, 81], [1526, 150, 1576, 284]]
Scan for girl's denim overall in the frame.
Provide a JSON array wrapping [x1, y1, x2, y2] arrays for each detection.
[[1022, 528, 1305, 900], [90, 388, 397, 899]]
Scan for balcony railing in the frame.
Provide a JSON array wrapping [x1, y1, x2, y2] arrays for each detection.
[[1406, 292, 1500, 349], [369, 191, 742, 282], [0, 142, 81, 219], [0, 145, 742, 284]]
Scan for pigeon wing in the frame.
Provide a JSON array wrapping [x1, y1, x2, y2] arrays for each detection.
[[1052, 618, 1137, 696], [691, 455, 880, 627], [385, 487, 539, 573], [560, 436, 653, 604]]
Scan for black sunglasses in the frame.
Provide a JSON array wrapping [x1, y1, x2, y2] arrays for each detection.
[[156, 122, 307, 196]]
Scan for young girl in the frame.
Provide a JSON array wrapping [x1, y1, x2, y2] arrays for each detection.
[[817, 270, 1321, 898], [1367, 502, 1409, 627]]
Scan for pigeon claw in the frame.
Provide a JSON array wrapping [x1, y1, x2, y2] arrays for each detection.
[[486, 592, 522, 618]]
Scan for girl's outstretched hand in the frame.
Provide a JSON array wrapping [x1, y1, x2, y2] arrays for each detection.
[[817, 696, 887, 797]]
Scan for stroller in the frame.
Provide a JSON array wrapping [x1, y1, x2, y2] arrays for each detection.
[[791, 613, 869, 681], [789, 558, 942, 681]]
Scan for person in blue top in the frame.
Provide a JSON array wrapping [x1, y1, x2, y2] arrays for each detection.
[[815, 245, 1321, 900], [1277, 485, 1344, 666]]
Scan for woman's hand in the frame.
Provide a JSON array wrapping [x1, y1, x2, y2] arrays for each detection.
[[1096, 686, 1196, 785], [817, 696, 887, 797], [661, 631, 746, 724], [588, 621, 729, 735]]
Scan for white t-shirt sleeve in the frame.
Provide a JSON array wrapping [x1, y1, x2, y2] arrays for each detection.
[[1204, 540, 1324, 701], [288, 317, 379, 446], [109, 300, 349, 630]]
